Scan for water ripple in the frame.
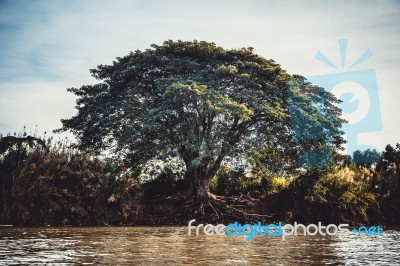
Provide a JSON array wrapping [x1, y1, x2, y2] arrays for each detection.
[[0, 227, 399, 265]]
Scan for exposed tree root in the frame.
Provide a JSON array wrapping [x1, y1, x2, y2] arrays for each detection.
[[183, 193, 271, 224], [138, 192, 272, 225]]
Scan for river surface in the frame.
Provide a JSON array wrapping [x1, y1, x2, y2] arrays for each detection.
[[0, 226, 399, 265]]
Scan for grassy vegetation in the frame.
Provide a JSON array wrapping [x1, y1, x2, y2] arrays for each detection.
[[0, 133, 141, 226], [1, 132, 399, 226]]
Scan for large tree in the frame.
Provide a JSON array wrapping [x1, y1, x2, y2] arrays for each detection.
[[56, 40, 344, 198]]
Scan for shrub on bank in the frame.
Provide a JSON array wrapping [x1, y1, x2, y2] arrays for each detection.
[[0, 134, 141, 226], [277, 165, 399, 225]]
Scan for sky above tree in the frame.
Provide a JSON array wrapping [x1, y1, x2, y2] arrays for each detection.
[[0, 0, 399, 154]]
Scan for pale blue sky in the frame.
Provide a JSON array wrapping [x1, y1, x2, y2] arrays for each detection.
[[0, 0, 399, 153]]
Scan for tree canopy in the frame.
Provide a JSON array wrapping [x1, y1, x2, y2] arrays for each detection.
[[352, 149, 381, 165], [56, 40, 344, 197]]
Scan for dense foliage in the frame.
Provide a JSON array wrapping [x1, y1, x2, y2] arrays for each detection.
[[1, 132, 399, 226]]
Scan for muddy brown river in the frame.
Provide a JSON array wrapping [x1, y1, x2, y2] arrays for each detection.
[[0, 226, 399, 265]]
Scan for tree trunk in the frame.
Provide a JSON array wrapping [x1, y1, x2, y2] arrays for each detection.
[[183, 166, 212, 198], [194, 174, 211, 198]]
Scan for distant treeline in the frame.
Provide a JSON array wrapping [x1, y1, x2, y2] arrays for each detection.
[[0, 132, 399, 226]]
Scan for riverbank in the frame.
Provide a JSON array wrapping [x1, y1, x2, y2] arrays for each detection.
[[2, 190, 399, 227], [1, 135, 399, 227], [134, 191, 400, 227]]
